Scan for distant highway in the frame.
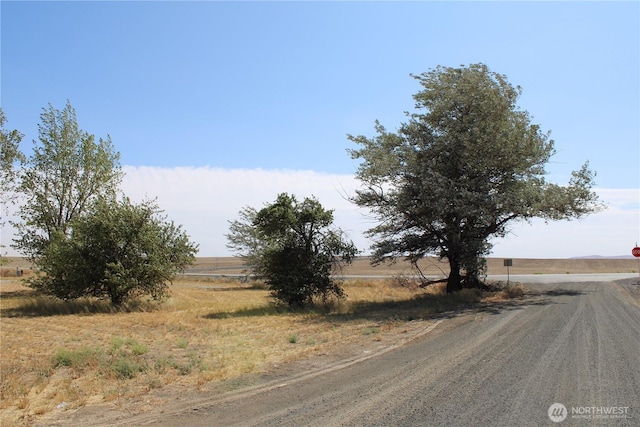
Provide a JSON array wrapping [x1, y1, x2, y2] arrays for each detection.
[[181, 272, 640, 283], [488, 273, 639, 283]]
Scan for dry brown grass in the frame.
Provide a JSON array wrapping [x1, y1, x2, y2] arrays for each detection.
[[0, 273, 484, 426], [481, 284, 527, 302], [501, 284, 526, 299]]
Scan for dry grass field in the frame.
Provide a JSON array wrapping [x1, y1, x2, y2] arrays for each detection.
[[0, 256, 637, 426], [189, 256, 639, 276]]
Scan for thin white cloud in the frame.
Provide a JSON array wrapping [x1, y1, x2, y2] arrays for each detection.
[[3, 168, 637, 259], [490, 188, 640, 258], [121, 166, 369, 256], [122, 167, 639, 258]]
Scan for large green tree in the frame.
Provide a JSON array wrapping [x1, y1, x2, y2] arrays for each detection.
[[227, 194, 358, 308], [29, 197, 199, 306], [348, 64, 601, 293], [13, 101, 123, 261]]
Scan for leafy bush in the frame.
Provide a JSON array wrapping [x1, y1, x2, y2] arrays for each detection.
[[28, 197, 198, 306], [227, 193, 358, 308]]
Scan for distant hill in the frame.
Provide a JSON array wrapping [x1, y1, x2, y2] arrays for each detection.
[[571, 255, 635, 260]]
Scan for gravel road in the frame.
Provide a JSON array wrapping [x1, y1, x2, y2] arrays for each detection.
[[148, 278, 640, 427]]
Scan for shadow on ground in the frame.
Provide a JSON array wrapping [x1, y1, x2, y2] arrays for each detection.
[[202, 286, 586, 324], [1, 288, 160, 317]]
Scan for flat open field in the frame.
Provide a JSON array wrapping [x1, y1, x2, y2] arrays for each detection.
[[186, 256, 639, 276], [0, 257, 637, 426], [4, 256, 638, 277]]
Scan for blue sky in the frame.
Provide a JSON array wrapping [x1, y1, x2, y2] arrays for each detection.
[[1, 1, 639, 258]]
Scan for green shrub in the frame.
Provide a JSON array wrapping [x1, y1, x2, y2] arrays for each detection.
[[111, 357, 146, 379], [28, 197, 198, 306], [53, 347, 103, 369]]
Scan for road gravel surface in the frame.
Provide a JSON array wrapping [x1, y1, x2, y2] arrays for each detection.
[[53, 277, 640, 426]]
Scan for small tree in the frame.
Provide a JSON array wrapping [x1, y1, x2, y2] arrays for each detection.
[[28, 197, 199, 306], [13, 101, 122, 262], [348, 64, 602, 293], [226, 206, 264, 274], [0, 108, 25, 207], [227, 193, 358, 308], [0, 109, 25, 267]]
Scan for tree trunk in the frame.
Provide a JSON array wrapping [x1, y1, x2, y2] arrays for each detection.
[[447, 257, 462, 293]]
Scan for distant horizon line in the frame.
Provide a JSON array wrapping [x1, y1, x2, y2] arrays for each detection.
[[190, 254, 638, 260]]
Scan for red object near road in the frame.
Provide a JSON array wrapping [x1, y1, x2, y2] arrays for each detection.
[[632, 247, 640, 257]]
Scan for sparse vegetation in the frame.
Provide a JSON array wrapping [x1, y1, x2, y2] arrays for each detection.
[[362, 326, 380, 335], [1, 256, 633, 425], [502, 285, 525, 299], [53, 347, 104, 369], [0, 271, 497, 424], [52, 337, 150, 380]]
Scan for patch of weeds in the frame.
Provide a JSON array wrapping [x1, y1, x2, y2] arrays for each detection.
[[54, 338, 150, 380], [186, 351, 204, 373], [287, 334, 298, 344], [306, 337, 316, 345], [111, 336, 124, 351], [111, 337, 149, 355], [176, 337, 189, 349], [154, 357, 172, 374], [171, 324, 187, 333], [362, 326, 380, 336], [53, 347, 104, 369], [146, 376, 163, 390], [33, 364, 54, 379], [110, 357, 147, 379], [155, 353, 201, 376], [176, 364, 193, 375], [129, 341, 149, 356], [196, 328, 209, 340], [174, 353, 201, 376]]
